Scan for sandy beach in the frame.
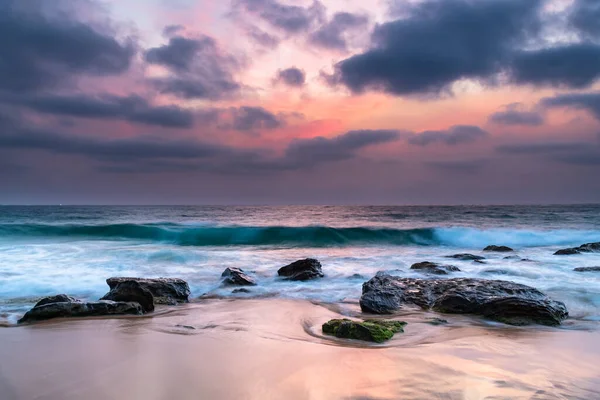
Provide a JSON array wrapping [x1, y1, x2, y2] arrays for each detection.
[[2, 298, 599, 400]]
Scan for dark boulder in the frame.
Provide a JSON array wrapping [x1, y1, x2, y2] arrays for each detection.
[[410, 261, 460, 275], [19, 300, 143, 323], [34, 294, 80, 308], [446, 254, 485, 261], [555, 242, 600, 256], [359, 274, 568, 326], [221, 267, 256, 286], [322, 319, 406, 343], [574, 267, 600, 272], [232, 288, 252, 294], [483, 245, 514, 252], [106, 277, 190, 304], [555, 248, 581, 255], [277, 258, 324, 281], [100, 281, 155, 312]]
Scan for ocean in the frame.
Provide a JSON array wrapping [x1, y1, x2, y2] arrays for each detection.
[[1, 205, 600, 325]]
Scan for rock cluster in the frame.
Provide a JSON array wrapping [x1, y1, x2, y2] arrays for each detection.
[[554, 242, 600, 256], [359, 274, 568, 326]]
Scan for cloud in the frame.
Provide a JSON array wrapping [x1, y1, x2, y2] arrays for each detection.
[[495, 141, 600, 166], [328, 0, 600, 97], [409, 125, 488, 146], [510, 43, 600, 89], [329, 0, 542, 96], [246, 25, 281, 48], [0, 127, 234, 162], [228, 106, 285, 131], [309, 12, 369, 51], [276, 67, 306, 87], [488, 103, 544, 126], [540, 92, 600, 121], [145, 33, 241, 100], [284, 129, 400, 164], [570, 0, 600, 39], [234, 0, 325, 34], [0, 0, 135, 94], [495, 142, 590, 154], [10, 93, 195, 128]]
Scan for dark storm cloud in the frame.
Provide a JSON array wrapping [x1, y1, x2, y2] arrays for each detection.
[[284, 129, 400, 163], [488, 104, 544, 126], [329, 0, 600, 97], [309, 12, 369, 51], [541, 92, 600, 121], [145, 34, 241, 100], [408, 125, 488, 146], [511, 44, 600, 89], [0, 0, 135, 94], [234, 0, 325, 34], [330, 0, 542, 96], [570, 0, 600, 39], [276, 67, 306, 87], [12, 93, 194, 128], [228, 107, 284, 131]]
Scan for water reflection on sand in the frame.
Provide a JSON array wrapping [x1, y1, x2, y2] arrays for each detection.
[[1, 298, 599, 400]]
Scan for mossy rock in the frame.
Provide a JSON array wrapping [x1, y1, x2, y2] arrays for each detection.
[[322, 319, 407, 343]]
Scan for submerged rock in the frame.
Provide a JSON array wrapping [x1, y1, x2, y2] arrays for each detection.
[[483, 245, 514, 252], [221, 267, 256, 286], [359, 274, 568, 326], [322, 319, 406, 343], [100, 281, 155, 312], [410, 261, 460, 275], [446, 254, 485, 261], [573, 267, 600, 272], [34, 294, 80, 308], [278, 258, 324, 281], [426, 318, 448, 326], [232, 288, 252, 294], [554, 242, 600, 256], [18, 300, 143, 323], [106, 277, 190, 304]]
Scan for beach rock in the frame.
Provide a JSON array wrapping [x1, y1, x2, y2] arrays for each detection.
[[232, 288, 251, 294], [555, 248, 581, 255], [18, 300, 143, 323], [573, 267, 600, 272], [221, 267, 256, 286], [554, 242, 600, 256], [100, 281, 155, 312], [410, 261, 460, 275], [483, 245, 514, 252], [34, 294, 80, 308], [446, 254, 485, 261], [106, 277, 190, 305], [322, 319, 406, 343], [359, 274, 568, 326], [278, 258, 324, 281], [426, 318, 448, 326]]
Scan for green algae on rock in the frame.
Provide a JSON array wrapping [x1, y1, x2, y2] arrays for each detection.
[[322, 319, 407, 343]]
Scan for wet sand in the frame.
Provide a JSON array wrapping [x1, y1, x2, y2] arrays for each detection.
[[1, 298, 599, 400]]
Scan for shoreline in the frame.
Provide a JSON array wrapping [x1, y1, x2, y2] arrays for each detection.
[[2, 297, 600, 399]]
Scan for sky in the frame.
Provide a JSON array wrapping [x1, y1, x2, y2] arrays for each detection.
[[0, 0, 600, 205]]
